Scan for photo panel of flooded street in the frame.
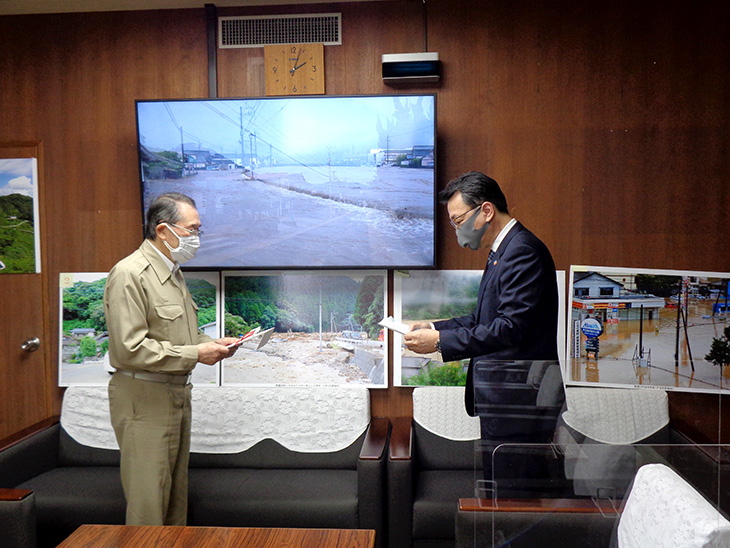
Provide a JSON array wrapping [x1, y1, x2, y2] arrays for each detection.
[[568, 267, 730, 393]]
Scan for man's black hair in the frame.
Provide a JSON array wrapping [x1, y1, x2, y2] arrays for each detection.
[[438, 171, 509, 214]]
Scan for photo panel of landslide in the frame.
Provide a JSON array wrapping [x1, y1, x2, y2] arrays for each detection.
[[221, 270, 387, 387], [136, 95, 436, 269], [568, 266, 730, 393]]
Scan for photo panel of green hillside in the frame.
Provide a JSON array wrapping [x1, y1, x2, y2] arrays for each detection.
[[58, 271, 221, 386], [568, 265, 730, 393], [393, 270, 566, 386], [221, 270, 388, 387], [0, 158, 40, 273]]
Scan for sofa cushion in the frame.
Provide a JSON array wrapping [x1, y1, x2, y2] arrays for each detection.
[[188, 468, 359, 528], [412, 469, 478, 539], [556, 414, 672, 499], [188, 433, 364, 470], [413, 423, 481, 471], [0, 424, 60, 487], [58, 427, 120, 467], [16, 467, 126, 528]]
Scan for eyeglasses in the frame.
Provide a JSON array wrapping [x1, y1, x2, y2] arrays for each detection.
[[163, 222, 203, 237], [449, 203, 483, 229]]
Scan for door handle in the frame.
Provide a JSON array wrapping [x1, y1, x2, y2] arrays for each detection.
[[21, 337, 41, 352]]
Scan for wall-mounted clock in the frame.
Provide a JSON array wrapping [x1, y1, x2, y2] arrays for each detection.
[[264, 43, 325, 96]]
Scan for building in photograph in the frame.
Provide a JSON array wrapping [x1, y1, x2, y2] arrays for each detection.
[[572, 271, 665, 323]]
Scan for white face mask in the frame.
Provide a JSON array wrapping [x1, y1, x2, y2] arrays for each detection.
[[162, 223, 200, 264]]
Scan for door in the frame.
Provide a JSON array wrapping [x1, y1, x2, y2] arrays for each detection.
[[0, 143, 52, 441]]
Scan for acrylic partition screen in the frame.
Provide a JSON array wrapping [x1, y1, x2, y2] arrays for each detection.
[[392, 270, 566, 386], [567, 265, 730, 393], [221, 270, 388, 387], [58, 271, 221, 387], [136, 94, 436, 270]]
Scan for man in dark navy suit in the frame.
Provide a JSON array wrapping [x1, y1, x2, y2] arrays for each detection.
[[405, 171, 562, 488]]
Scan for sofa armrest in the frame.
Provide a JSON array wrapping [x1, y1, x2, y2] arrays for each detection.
[[357, 418, 389, 548], [387, 417, 414, 548], [0, 423, 59, 488], [0, 489, 36, 548], [359, 417, 389, 460], [0, 489, 33, 502], [388, 416, 412, 461]]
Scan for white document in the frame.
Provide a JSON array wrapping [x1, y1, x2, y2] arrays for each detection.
[[378, 315, 410, 335]]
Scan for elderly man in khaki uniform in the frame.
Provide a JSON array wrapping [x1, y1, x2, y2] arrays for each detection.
[[104, 193, 238, 526]]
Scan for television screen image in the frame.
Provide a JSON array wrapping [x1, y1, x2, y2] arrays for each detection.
[[136, 94, 436, 269]]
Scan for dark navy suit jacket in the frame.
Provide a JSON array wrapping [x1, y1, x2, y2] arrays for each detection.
[[434, 221, 559, 417]]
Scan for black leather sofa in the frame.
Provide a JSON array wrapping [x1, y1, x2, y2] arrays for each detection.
[[0, 405, 388, 548], [386, 380, 730, 548], [388, 416, 482, 548]]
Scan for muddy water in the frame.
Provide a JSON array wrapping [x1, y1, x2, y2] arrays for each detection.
[[143, 166, 435, 268], [570, 301, 730, 390]]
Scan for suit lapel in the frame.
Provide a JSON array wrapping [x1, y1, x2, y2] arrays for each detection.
[[475, 222, 524, 318]]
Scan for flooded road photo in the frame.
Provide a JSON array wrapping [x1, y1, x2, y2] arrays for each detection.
[[570, 300, 730, 392], [137, 94, 436, 268], [143, 166, 434, 269]]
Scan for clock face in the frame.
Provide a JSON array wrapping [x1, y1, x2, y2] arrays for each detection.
[[264, 43, 325, 96]]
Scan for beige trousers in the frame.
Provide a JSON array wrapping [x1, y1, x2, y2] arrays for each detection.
[[108, 371, 192, 526]]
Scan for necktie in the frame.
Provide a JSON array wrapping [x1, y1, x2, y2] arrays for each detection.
[[488, 249, 496, 266]]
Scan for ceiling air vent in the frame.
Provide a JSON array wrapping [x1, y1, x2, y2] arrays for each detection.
[[219, 13, 341, 48]]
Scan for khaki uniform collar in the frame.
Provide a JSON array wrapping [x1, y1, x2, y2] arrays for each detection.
[[140, 240, 175, 284]]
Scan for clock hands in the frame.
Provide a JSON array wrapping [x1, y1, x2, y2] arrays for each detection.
[[289, 49, 308, 75], [289, 61, 307, 75]]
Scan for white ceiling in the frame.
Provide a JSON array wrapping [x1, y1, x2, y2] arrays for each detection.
[[0, 0, 376, 16]]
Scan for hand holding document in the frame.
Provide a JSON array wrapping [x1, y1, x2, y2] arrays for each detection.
[[378, 316, 411, 335], [226, 326, 261, 348]]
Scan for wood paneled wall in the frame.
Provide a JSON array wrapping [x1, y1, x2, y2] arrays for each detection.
[[0, 0, 728, 440]]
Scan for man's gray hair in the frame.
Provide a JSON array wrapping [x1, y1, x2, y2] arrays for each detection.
[[144, 193, 197, 240]]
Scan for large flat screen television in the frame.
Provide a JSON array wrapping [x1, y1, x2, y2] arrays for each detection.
[[135, 94, 437, 270]]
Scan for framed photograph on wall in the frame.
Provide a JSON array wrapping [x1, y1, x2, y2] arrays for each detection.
[[58, 271, 221, 386], [567, 265, 730, 393], [393, 270, 566, 386], [221, 270, 388, 387], [0, 157, 40, 273]]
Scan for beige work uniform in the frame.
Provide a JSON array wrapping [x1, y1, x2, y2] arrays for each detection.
[[104, 241, 211, 526]]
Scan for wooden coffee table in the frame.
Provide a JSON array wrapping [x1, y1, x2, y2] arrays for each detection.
[[56, 524, 376, 548]]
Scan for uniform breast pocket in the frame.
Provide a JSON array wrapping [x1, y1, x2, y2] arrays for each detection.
[[154, 304, 186, 342]]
